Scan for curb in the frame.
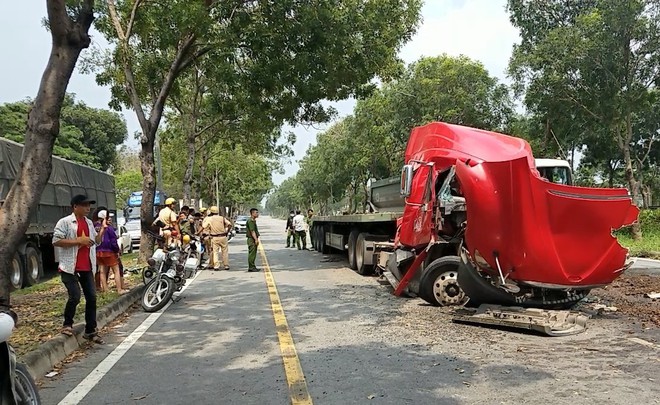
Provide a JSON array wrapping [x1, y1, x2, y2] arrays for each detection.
[[20, 283, 145, 381]]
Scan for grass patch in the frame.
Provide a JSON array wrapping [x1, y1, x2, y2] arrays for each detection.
[[617, 232, 660, 259], [9, 270, 141, 356]]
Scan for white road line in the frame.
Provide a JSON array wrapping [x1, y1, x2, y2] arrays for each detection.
[[628, 337, 660, 350], [58, 270, 203, 405]]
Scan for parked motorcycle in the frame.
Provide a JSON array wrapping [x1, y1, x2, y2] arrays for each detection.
[[141, 235, 202, 312], [0, 308, 41, 405]]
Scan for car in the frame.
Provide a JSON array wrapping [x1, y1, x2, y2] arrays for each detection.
[[234, 215, 249, 233], [116, 225, 133, 253], [124, 219, 142, 251]]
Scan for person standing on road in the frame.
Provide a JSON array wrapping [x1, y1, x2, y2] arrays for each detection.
[[292, 210, 306, 250], [246, 208, 261, 272], [285, 210, 295, 248], [52, 194, 106, 344], [305, 209, 315, 250], [202, 206, 233, 271]]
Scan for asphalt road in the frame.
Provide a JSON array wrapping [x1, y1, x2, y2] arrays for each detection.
[[40, 216, 660, 405]]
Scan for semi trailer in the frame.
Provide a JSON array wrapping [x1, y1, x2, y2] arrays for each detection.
[[0, 138, 116, 290], [310, 122, 638, 318]]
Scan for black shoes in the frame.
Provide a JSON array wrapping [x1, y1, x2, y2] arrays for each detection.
[[247, 267, 261, 272]]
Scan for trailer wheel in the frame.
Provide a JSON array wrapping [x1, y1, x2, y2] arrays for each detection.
[[312, 225, 320, 251], [319, 227, 330, 254], [355, 233, 373, 275], [419, 256, 465, 306], [24, 246, 43, 286], [347, 229, 360, 271], [10, 252, 24, 291]]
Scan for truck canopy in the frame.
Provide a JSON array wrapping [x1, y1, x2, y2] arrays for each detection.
[[0, 137, 116, 234]]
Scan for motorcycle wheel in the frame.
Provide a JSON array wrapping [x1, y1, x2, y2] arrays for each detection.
[[14, 363, 41, 405], [141, 277, 175, 312]]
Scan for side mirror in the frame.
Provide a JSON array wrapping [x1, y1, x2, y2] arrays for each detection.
[[400, 164, 414, 197]]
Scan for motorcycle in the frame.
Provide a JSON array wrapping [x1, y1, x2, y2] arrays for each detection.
[[0, 308, 41, 405], [141, 235, 202, 313]]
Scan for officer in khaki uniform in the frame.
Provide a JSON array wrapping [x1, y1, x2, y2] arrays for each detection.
[[202, 206, 233, 270], [156, 197, 179, 246]]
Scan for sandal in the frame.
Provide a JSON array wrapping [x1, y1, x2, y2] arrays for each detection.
[[61, 326, 74, 336], [83, 332, 104, 344]]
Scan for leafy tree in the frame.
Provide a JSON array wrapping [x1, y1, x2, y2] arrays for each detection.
[[508, 0, 660, 238], [0, 0, 95, 305], [91, 0, 422, 258], [0, 95, 127, 170]]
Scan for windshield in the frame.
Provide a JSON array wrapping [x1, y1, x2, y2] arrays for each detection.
[[236, 215, 249, 221], [537, 166, 572, 186]]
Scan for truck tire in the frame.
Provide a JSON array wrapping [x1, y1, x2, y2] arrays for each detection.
[[10, 252, 24, 291], [418, 256, 465, 306], [347, 229, 360, 271], [319, 227, 330, 254], [355, 233, 373, 275], [24, 246, 43, 286], [312, 225, 320, 251]]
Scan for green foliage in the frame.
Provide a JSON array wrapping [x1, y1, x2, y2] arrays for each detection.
[[507, 0, 660, 208], [0, 95, 127, 170], [267, 54, 513, 215], [115, 169, 142, 209]]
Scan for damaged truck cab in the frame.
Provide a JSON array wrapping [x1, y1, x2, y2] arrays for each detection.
[[386, 122, 639, 309]]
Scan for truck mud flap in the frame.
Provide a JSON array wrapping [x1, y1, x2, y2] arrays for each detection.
[[452, 304, 590, 336]]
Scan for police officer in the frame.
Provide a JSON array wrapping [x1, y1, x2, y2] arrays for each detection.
[[155, 197, 178, 246], [202, 206, 233, 271], [305, 209, 315, 250], [246, 208, 261, 272], [285, 210, 295, 248]]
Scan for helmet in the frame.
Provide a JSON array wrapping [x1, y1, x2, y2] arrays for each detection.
[[182, 234, 191, 245], [200, 207, 207, 213], [165, 197, 176, 206], [209, 206, 219, 214]]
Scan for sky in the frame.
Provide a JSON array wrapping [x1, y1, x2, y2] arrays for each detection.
[[0, 0, 520, 186]]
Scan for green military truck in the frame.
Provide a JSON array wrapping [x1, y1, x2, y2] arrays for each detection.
[[0, 138, 116, 290]]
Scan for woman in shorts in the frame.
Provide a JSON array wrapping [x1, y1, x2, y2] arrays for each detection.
[[93, 207, 125, 294]]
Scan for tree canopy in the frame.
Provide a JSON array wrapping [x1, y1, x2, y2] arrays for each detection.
[[0, 94, 127, 170], [267, 54, 514, 215]]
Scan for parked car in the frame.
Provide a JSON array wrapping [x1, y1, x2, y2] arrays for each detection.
[[124, 219, 142, 251], [116, 225, 133, 254], [234, 215, 249, 233]]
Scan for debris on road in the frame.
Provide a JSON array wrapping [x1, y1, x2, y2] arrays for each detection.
[[645, 292, 660, 299]]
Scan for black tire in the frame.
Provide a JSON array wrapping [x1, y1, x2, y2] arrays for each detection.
[[10, 252, 24, 291], [311, 226, 318, 251], [418, 256, 464, 306], [315, 227, 323, 252], [15, 363, 41, 405], [355, 233, 373, 276], [347, 229, 360, 271], [141, 276, 175, 312], [128, 241, 134, 254], [319, 227, 330, 254], [457, 252, 589, 308], [23, 246, 43, 286]]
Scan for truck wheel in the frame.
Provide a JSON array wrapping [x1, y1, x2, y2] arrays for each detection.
[[24, 246, 43, 286], [10, 252, 24, 291], [419, 256, 465, 306], [319, 227, 330, 254], [347, 229, 360, 271], [355, 233, 373, 275], [311, 225, 319, 251]]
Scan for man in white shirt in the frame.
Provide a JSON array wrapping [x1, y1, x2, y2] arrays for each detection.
[[292, 210, 306, 250]]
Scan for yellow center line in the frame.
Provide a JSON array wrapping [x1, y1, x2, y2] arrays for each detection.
[[258, 243, 314, 405]]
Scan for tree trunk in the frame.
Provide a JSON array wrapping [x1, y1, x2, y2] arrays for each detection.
[[608, 161, 615, 188], [621, 116, 642, 240], [0, 0, 94, 306], [139, 131, 157, 262]]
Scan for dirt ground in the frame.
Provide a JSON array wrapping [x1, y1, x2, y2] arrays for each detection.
[[590, 274, 660, 328]]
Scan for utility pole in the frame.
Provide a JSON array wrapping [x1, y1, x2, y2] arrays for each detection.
[[215, 168, 220, 209]]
